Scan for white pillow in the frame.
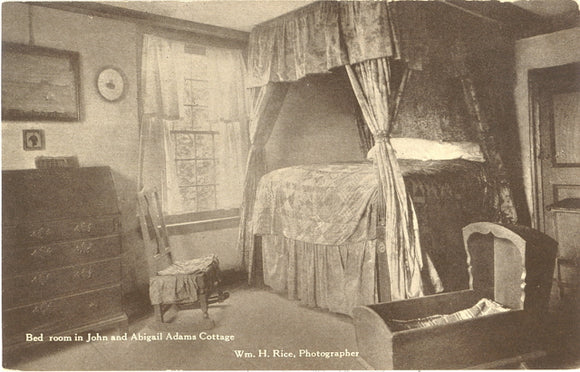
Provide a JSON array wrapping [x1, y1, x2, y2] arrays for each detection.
[[367, 138, 485, 162]]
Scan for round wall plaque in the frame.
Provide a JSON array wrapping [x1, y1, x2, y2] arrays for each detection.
[[96, 67, 126, 102]]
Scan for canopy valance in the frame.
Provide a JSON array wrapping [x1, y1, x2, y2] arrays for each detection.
[[247, 1, 397, 87], [247, 1, 517, 87]]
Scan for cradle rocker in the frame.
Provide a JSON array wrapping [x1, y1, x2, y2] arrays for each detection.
[[353, 222, 557, 369]]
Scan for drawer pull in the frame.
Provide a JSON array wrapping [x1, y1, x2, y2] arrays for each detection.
[[74, 222, 95, 233], [88, 302, 97, 309], [31, 246, 54, 257], [32, 302, 53, 315], [30, 227, 52, 240], [75, 241, 94, 254], [73, 267, 94, 279], [31, 273, 51, 286]]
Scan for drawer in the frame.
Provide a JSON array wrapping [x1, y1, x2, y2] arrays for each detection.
[[2, 235, 121, 277], [3, 259, 121, 309], [4, 215, 120, 246], [2, 285, 123, 347]]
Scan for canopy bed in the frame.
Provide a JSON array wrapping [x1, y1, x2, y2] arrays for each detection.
[[237, 0, 537, 315]]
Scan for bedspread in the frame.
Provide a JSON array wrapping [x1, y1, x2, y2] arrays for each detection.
[[252, 160, 493, 247], [253, 162, 379, 245]]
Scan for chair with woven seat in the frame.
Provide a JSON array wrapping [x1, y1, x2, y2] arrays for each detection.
[[137, 188, 228, 329]]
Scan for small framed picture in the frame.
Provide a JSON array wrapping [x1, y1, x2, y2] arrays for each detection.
[[23, 129, 45, 151]]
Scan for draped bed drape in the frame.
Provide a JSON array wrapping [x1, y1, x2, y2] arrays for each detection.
[[238, 84, 289, 275], [346, 58, 423, 299], [238, 0, 518, 301]]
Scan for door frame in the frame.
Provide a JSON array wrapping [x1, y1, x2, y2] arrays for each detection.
[[528, 62, 580, 230]]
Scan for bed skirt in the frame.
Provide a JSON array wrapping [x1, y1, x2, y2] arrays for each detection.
[[261, 234, 379, 315]]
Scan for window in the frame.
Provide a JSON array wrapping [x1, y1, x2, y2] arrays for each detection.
[[170, 50, 218, 213], [140, 35, 247, 221]]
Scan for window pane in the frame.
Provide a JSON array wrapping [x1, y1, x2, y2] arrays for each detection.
[[196, 159, 215, 185], [173, 106, 193, 131], [181, 51, 193, 78], [191, 81, 209, 106], [196, 134, 214, 158], [197, 185, 216, 211], [192, 108, 210, 131], [184, 80, 193, 105], [174, 133, 196, 159], [190, 54, 207, 80], [179, 186, 197, 211], [176, 160, 197, 186]]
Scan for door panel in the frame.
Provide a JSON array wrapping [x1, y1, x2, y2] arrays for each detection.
[[531, 63, 580, 264]]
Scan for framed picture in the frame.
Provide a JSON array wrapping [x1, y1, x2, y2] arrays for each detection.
[[2, 42, 81, 121], [23, 129, 45, 151]]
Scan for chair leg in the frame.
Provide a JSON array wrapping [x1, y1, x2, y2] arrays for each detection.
[[153, 304, 164, 323], [199, 291, 209, 319], [198, 290, 215, 329]]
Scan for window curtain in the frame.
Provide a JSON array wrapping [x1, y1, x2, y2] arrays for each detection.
[[237, 83, 289, 279], [139, 34, 184, 212], [139, 35, 249, 216], [207, 48, 249, 210], [346, 58, 423, 300]]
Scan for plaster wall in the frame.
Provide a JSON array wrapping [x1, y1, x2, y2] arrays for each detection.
[[266, 71, 364, 171]]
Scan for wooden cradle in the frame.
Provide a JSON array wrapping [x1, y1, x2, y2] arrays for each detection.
[[353, 222, 557, 369]]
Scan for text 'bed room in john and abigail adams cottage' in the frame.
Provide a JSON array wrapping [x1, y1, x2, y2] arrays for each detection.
[[2, 0, 579, 369]]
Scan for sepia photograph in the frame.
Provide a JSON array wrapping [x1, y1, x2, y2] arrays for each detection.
[[1, 0, 579, 370]]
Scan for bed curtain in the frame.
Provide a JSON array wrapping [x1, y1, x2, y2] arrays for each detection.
[[346, 58, 423, 299], [238, 84, 290, 275], [238, 1, 518, 301]]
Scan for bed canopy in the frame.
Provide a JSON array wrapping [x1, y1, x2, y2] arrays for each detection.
[[238, 0, 529, 300]]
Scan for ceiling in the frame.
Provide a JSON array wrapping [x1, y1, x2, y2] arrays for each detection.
[[102, 0, 579, 32], [102, 1, 314, 32]]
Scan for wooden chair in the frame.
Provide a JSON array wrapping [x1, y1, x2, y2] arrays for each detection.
[[137, 188, 228, 329]]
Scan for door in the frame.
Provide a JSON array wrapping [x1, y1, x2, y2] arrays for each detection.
[[530, 62, 580, 266]]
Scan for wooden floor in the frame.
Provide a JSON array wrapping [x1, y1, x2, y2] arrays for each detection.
[[4, 282, 579, 370]]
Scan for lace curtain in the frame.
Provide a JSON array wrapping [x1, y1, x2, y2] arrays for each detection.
[[139, 34, 182, 209], [139, 34, 248, 215], [207, 48, 249, 210]]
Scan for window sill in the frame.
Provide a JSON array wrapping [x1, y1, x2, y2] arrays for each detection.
[[165, 209, 240, 235]]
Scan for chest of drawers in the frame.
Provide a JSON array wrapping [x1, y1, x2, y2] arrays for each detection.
[[2, 167, 128, 352]]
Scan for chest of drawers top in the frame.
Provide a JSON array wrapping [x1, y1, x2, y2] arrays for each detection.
[[3, 166, 120, 226]]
